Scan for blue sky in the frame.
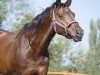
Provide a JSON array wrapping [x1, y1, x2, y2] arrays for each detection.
[[33, 0, 100, 50]]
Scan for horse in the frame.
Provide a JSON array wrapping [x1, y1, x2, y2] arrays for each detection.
[[0, 0, 84, 75]]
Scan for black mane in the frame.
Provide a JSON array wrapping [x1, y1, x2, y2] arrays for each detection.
[[20, 2, 66, 31], [21, 6, 52, 31], [29, 7, 51, 28]]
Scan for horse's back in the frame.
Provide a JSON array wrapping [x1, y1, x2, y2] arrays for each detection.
[[0, 30, 15, 47], [0, 30, 16, 73]]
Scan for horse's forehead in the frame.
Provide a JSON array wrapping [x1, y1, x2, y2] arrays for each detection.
[[58, 7, 69, 13]]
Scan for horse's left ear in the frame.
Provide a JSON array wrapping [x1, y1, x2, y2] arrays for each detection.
[[56, 0, 61, 5], [65, 0, 72, 7]]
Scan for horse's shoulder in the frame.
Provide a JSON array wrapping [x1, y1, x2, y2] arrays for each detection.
[[0, 30, 16, 42]]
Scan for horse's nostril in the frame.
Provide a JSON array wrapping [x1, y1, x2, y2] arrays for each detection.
[[76, 30, 80, 34]]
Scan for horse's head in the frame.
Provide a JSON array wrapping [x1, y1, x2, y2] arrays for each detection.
[[52, 0, 84, 42]]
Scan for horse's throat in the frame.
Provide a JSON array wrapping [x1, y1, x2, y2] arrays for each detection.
[[37, 25, 55, 50], [31, 25, 55, 52]]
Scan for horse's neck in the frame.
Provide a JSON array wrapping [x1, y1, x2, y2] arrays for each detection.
[[18, 14, 55, 57], [31, 22, 55, 50]]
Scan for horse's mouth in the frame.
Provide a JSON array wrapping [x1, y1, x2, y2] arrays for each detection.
[[72, 36, 82, 42]]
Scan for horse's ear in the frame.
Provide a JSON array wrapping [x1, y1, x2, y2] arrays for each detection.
[[56, 0, 61, 5], [65, 0, 72, 7]]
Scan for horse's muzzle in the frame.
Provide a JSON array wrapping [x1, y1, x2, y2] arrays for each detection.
[[73, 28, 84, 42]]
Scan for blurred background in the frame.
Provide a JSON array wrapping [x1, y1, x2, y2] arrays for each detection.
[[0, 0, 100, 74]]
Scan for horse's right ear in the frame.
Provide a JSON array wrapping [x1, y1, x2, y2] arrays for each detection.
[[65, 0, 72, 7], [56, 0, 61, 5]]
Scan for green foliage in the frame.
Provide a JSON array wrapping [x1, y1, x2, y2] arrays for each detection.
[[0, 0, 11, 27], [11, 0, 35, 32], [89, 20, 97, 50], [13, 13, 34, 32], [88, 19, 100, 74], [0, 0, 34, 31], [49, 35, 70, 72]]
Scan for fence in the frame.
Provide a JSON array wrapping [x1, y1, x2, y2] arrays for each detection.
[[48, 72, 90, 75]]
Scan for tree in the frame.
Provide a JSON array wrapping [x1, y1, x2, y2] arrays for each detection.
[[0, 0, 35, 31], [11, 0, 35, 32], [48, 35, 70, 72], [0, 0, 11, 28], [12, 13, 34, 32], [88, 19, 100, 74]]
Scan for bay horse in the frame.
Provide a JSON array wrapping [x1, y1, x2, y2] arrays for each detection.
[[0, 0, 84, 75]]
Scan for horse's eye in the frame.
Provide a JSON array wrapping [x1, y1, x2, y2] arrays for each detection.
[[59, 15, 64, 19]]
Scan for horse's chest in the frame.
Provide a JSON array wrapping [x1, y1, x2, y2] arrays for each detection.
[[27, 56, 49, 71]]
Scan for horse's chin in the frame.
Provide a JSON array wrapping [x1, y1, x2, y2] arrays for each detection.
[[72, 36, 82, 42], [63, 34, 82, 42]]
